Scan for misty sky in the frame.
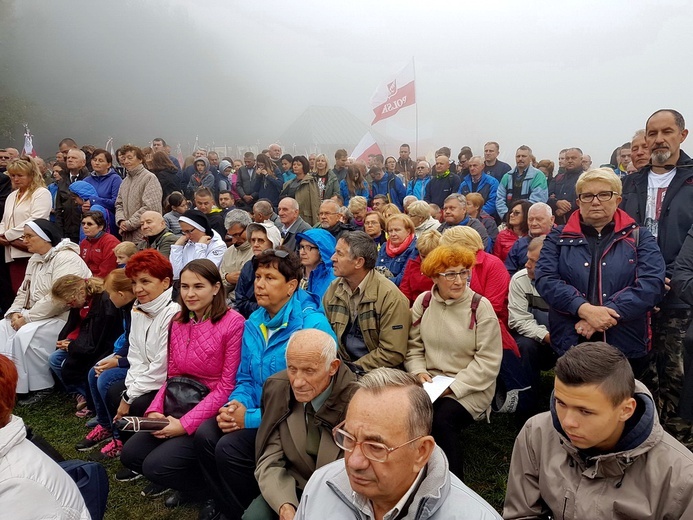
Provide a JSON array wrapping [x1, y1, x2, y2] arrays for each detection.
[[3, 0, 693, 164]]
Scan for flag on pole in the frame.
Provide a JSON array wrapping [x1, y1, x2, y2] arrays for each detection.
[[105, 138, 117, 165], [351, 132, 382, 163], [176, 143, 185, 168], [370, 59, 416, 125], [22, 124, 37, 157]]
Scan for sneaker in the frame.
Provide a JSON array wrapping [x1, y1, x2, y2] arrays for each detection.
[[75, 394, 88, 411], [141, 482, 171, 498], [75, 424, 112, 452], [16, 388, 53, 406], [90, 438, 123, 461], [75, 407, 93, 419], [85, 417, 99, 428], [115, 467, 142, 482]]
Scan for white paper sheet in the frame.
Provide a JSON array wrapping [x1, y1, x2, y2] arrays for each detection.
[[422, 375, 455, 402]]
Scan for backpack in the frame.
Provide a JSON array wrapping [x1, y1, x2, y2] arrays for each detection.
[[412, 290, 482, 328], [59, 460, 109, 520]]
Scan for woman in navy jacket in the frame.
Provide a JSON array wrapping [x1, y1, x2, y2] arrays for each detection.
[[535, 168, 665, 376]]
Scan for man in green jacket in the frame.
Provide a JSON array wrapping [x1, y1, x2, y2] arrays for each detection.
[[323, 231, 411, 372]]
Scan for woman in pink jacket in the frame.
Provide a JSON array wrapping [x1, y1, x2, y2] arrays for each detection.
[[120, 259, 244, 505]]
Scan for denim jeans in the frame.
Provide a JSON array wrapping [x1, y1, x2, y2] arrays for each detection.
[[87, 364, 128, 439], [49, 349, 87, 397]]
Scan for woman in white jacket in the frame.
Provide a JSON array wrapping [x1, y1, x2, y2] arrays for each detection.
[[169, 209, 226, 281], [110, 250, 180, 462], [0, 220, 91, 405], [0, 354, 90, 519], [0, 157, 52, 293]]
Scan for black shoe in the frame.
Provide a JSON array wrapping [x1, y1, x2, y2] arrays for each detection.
[[115, 467, 142, 482], [141, 482, 171, 498], [198, 499, 221, 520], [165, 491, 195, 508], [17, 388, 53, 406]]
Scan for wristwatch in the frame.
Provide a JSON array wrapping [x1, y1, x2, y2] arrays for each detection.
[[121, 390, 134, 405]]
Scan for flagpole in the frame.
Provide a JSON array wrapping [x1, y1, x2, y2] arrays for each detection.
[[413, 56, 418, 159]]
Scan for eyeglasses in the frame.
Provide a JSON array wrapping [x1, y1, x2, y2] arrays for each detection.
[[20, 234, 38, 241], [298, 244, 318, 252], [181, 228, 196, 235], [0, 156, 10, 160], [577, 191, 617, 203], [261, 248, 289, 258], [332, 421, 424, 463], [438, 269, 470, 281], [509, 210, 523, 216]]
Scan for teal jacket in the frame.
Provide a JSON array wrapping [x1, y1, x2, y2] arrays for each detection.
[[229, 289, 336, 428]]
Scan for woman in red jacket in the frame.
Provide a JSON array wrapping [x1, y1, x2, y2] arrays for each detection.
[[80, 211, 120, 278], [493, 199, 531, 262], [400, 229, 441, 306]]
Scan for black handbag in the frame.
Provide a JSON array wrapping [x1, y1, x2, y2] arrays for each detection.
[[163, 376, 210, 418]]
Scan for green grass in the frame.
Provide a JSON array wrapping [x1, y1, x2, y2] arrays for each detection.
[[16, 376, 555, 517]]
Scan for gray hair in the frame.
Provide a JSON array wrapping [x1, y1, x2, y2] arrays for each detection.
[[403, 195, 418, 208], [340, 231, 377, 270], [444, 193, 467, 207], [67, 149, 86, 161], [416, 160, 430, 169], [286, 329, 337, 370], [517, 145, 533, 155], [528, 202, 552, 218], [527, 235, 547, 253], [407, 200, 432, 220], [632, 129, 646, 140], [355, 368, 433, 437], [280, 197, 299, 211], [225, 209, 252, 230], [253, 200, 273, 217]]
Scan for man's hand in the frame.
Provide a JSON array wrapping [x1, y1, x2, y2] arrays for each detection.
[[243, 195, 254, 203], [225, 271, 241, 285], [217, 400, 246, 433], [0, 235, 10, 247], [542, 333, 551, 345], [577, 303, 619, 331], [279, 503, 296, 520], [665, 277, 671, 293], [114, 399, 130, 421], [556, 200, 572, 213]]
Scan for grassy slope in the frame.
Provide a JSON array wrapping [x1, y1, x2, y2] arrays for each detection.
[[16, 379, 554, 518]]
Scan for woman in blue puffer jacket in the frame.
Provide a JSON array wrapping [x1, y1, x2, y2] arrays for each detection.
[[375, 213, 418, 286]]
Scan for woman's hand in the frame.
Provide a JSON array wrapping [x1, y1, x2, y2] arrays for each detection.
[[152, 416, 186, 439], [11, 315, 26, 331], [94, 356, 119, 376], [175, 235, 188, 246], [217, 400, 246, 433], [417, 373, 432, 384], [198, 235, 211, 245], [114, 399, 130, 421], [56, 339, 71, 350], [0, 235, 10, 247], [578, 303, 619, 331]]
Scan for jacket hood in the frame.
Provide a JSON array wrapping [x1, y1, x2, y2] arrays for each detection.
[[68, 180, 99, 200], [0, 415, 26, 458], [39, 238, 82, 263], [194, 156, 210, 172], [296, 228, 336, 268], [90, 167, 119, 179], [550, 380, 661, 478], [218, 159, 233, 173]]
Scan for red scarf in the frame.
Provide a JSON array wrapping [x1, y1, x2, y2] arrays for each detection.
[[386, 233, 414, 257]]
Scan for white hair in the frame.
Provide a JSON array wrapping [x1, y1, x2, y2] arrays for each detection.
[[528, 202, 552, 218], [287, 329, 337, 370]]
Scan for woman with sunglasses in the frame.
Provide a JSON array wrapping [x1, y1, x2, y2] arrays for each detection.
[[493, 199, 532, 262], [535, 168, 665, 379], [405, 244, 502, 480], [194, 247, 336, 519]]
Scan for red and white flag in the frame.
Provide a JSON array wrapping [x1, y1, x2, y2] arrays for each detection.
[[351, 132, 382, 163], [370, 59, 416, 125], [22, 125, 37, 157]]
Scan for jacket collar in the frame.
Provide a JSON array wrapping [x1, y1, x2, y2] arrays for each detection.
[[562, 208, 636, 236]]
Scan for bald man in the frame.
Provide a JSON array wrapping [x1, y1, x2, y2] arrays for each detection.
[[136, 210, 179, 258]]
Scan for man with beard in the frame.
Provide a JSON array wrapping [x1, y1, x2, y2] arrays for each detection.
[[621, 109, 693, 445]]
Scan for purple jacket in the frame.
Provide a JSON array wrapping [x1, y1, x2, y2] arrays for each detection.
[[146, 309, 245, 434]]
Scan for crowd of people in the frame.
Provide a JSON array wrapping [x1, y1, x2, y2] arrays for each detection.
[[1, 108, 693, 519]]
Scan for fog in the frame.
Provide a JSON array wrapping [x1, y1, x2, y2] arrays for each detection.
[[1, 0, 692, 164]]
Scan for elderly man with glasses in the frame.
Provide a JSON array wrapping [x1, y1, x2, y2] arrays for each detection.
[[535, 168, 666, 377], [296, 368, 501, 520]]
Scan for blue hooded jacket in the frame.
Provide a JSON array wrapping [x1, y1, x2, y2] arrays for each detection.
[[229, 288, 336, 428], [83, 167, 122, 232], [69, 182, 113, 240], [296, 228, 337, 300]]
